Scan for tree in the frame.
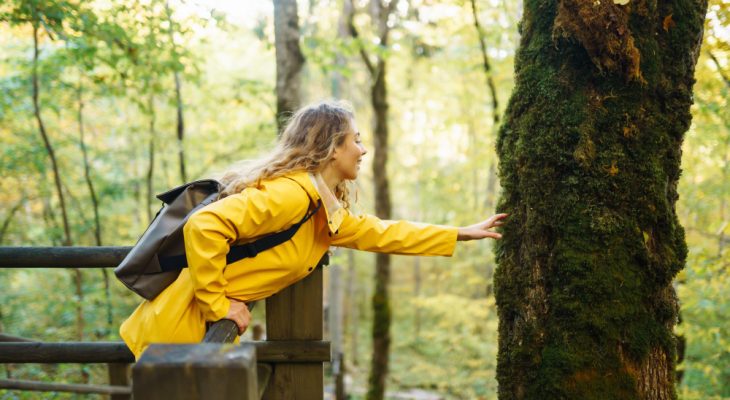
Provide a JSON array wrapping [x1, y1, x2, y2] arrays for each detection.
[[494, 0, 709, 398], [273, 0, 305, 132], [346, 0, 399, 398]]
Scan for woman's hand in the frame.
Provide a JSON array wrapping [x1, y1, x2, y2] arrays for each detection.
[[457, 213, 509, 241], [225, 298, 251, 335]]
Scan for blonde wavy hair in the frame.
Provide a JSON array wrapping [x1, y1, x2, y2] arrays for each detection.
[[218, 100, 356, 208]]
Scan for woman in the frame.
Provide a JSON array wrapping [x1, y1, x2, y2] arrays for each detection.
[[120, 100, 507, 358]]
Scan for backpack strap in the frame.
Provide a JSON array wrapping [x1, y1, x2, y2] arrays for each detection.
[[158, 199, 322, 272]]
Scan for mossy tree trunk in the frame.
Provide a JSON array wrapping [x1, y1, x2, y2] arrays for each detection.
[[346, 1, 397, 399], [494, 0, 708, 399]]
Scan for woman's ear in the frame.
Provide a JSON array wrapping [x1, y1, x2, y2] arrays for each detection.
[[330, 145, 341, 161]]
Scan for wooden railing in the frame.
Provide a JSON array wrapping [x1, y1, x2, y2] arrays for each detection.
[[0, 246, 329, 399]]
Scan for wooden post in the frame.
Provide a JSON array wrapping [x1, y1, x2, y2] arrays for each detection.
[[108, 363, 130, 400], [264, 268, 325, 399], [132, 343, 258, 400]]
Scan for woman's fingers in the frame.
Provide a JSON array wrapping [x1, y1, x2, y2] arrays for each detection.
[[482, 231, 502, 239], [486, 213, 509, 229], [226, 299, 251, 334]]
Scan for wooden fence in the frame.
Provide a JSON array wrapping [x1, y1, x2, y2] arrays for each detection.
[[0, 246, 329, 399]]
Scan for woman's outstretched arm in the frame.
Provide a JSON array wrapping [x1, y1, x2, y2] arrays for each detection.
[[330, 211, 508, 255]]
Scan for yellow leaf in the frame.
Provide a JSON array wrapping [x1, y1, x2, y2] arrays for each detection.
[[613, 0, 630, 5]]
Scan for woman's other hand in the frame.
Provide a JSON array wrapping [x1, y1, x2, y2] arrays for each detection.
[[225, 298, 251, 335], [457, 213, 509, 241]]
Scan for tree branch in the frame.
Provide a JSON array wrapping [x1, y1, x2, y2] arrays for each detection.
[[470, 0, 500, 125], [707, 50, 730, 90], [345, 0, 375, 76]]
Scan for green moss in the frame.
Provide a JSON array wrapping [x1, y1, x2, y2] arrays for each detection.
[[493, 0, 706, 398]]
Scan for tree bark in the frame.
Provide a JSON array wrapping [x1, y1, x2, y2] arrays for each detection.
[[346, 249, 359, 367], [273, 0, 305, 133], [494, 1, 708, 399], [363, 2, 396, 398], [367, 57, 392, 400]]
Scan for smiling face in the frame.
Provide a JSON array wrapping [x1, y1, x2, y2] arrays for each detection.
[[331, 120, 367, 181]]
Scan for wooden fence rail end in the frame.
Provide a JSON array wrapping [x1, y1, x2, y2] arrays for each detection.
[[0, 378, 131, 395]]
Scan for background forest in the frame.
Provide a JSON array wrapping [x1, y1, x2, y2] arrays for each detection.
[[0, 0, 728, 399]]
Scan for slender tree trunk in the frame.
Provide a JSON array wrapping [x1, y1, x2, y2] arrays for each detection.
[[346, 249, 359, 367], [273, 0, 305, 133], [41, 194, 61, 246], [413, 179, 422, 342], [146, 94, 156, 223], [32, 23, 71, 248], [707, 53, 730, 256], [718, 135, 729, 256], [330, 7, 350, 397], [367, 55, 392, 400], [0, 198, 24, 243], [77, 79, 113, 335], [494, 1, 708, 399], [329, 263, 346, 400], [470, 0, 500, 126], [32, 22, 85, 349], [470, 0, 502, 212], [485, 162, 497, 210], [164, 0, 187, 183], [173, 72, 186, 182], [707, 51, 730, 89], [413, 256, 421, 341], [344, 1, 397, 398]]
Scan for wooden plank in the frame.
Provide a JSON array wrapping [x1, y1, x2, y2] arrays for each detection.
[[0, 246, 131, 268], [266, 267, 323, 340], [0, 340, 329, 363], [108, 363, 131, 400], [202, 319, 239, 343], [0, 378, 130, 395], [254, 340, 329, 363], [257, 364, 272, 398], [263, 364, 323, 400], [0, 342, 134, 363], [132, 343, 257, 400], [264, 268, 325, 400]]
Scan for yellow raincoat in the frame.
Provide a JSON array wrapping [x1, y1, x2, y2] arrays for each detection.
[[120, 170, 457, 358]]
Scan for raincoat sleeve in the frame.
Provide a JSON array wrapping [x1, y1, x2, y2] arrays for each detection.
[[330, 211, 458, 256], [182, 178, 310, 321]]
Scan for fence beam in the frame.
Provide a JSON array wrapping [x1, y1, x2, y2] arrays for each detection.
[[0, 246, 131, 268], [0, 340, 329, 364], [0, 378, 131, 395]]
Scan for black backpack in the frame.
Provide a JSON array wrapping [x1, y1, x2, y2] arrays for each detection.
[[114, 179, 320, 300]]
